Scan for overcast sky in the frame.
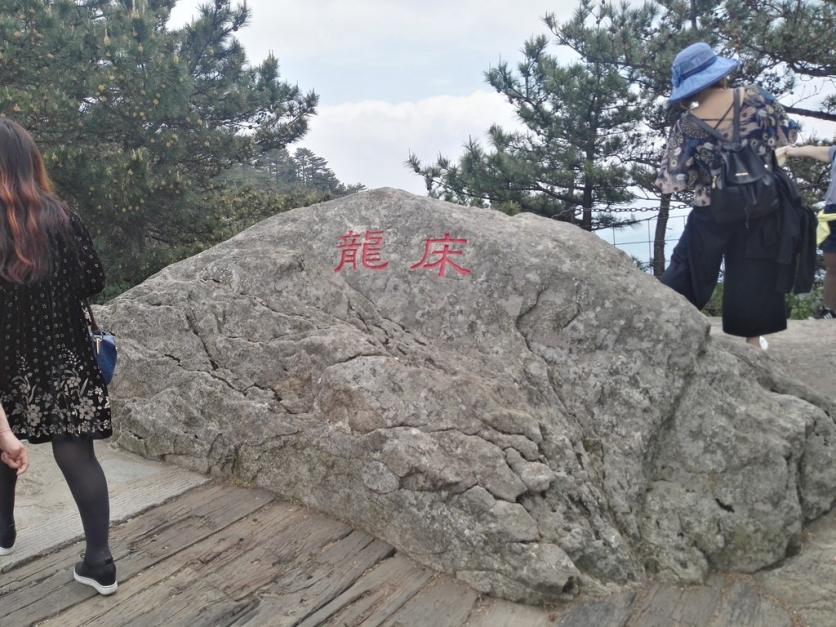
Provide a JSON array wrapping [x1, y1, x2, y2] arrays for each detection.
[[168, 0, 578, 194]]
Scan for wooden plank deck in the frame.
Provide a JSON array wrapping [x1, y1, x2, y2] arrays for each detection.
[[0, 480, 815, 627]]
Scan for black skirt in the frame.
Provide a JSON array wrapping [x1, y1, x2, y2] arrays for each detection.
[[0, 211, 112, 443], [661, 206, 787, 337]]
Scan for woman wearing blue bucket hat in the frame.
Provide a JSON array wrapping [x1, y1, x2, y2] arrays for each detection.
[[656, 42, 803, 349]]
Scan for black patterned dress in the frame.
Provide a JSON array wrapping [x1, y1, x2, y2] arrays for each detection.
[[0, 211, 112, 443]]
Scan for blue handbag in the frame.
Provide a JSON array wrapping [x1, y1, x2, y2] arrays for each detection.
[[85, 300, 117, 384]]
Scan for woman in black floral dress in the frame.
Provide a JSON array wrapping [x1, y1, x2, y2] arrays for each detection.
[[0, 118, 117, 594], [656, 42, 800, 349]]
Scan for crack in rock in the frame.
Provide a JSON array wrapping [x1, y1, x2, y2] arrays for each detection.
[[101, 188, 836, 607]]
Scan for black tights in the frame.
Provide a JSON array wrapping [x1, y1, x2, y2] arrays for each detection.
[[0, 437, 111, 564]]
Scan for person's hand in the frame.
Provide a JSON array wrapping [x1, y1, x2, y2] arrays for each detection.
[[0, 430, 28, 475], [775, 145, 792, 166]]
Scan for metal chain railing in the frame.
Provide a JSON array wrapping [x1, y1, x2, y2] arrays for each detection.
[[594, 205, 684, 213], [596, 211, 690, 271]]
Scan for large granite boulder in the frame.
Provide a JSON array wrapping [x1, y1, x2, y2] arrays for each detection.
[[100, 188, 836, 604]]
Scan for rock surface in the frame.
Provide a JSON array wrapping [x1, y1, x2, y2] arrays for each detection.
[[99, 188, 836, 605]]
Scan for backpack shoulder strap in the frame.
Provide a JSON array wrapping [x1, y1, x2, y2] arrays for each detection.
[[731, 87, 742, 144], [711, 97, 736, 132], [686, 93, 736, 140]]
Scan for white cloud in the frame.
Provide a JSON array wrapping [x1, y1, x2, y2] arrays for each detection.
[[169, 1, 572, 60], [300, 90, 521, 194], [168, 0, 575, 102]]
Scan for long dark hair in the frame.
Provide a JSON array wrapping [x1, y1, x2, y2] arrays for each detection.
[[0, 118, 72, 285]]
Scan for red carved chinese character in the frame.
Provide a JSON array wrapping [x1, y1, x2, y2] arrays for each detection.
[[360, 230, 389, 271], [335, 229, 390, 272], [334, 230, 362, 272], [410, 233, 471, 278]]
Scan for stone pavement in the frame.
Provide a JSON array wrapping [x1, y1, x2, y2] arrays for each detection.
[[711, 317, 836, 400]]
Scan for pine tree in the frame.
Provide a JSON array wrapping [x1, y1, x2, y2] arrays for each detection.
[[408, 35, 641, 231], [228, 147, 364, 199], [711, 0, 835, 121], [545, 0, 704, 273], [0, 0, 318, 295]]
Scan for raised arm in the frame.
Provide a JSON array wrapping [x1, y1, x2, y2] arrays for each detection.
[[776, 145, 834, 164]]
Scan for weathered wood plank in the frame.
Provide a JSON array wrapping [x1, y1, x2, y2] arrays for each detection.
[[4, 482, 268, 590], [231, 530, 395, 626], [706, 579, 794, 627], [209, 516, 355, 602], [381, 575, 479, 627], [623, 575, 793, 627], [625, 579, 726, 627], [464, 597, 558, 627], [52, 502, 404, 626], [1, 482, 273, 625], [46, 503, 323, 626], [555, 590, 635, 627], [12, 476, 798, 627], [297, 554, 433, 627], [468, 577, 796, 627]]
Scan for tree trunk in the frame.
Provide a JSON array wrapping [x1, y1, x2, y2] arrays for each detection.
[[581, 164, 593, 231], [653, 194, 671, 277]]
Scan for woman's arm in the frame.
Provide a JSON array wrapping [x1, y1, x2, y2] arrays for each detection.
[[0, 404, 28, 475], [776, 145, 833, 163]]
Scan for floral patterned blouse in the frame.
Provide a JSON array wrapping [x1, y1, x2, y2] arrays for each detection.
[[655, 85, 799, 206], [0, 210, 111, 443]]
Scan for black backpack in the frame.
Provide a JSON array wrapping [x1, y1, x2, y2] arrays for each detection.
[[688, 88, 780, 225]]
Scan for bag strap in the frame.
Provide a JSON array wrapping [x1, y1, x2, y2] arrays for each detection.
[[711, 98, 736, 132], [686, 89, 738, 141], [731, 86, 741, 145], [84, 299, 102, 334]]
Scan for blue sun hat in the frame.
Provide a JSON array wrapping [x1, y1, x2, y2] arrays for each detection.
[[669, 42, 739, 104]]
